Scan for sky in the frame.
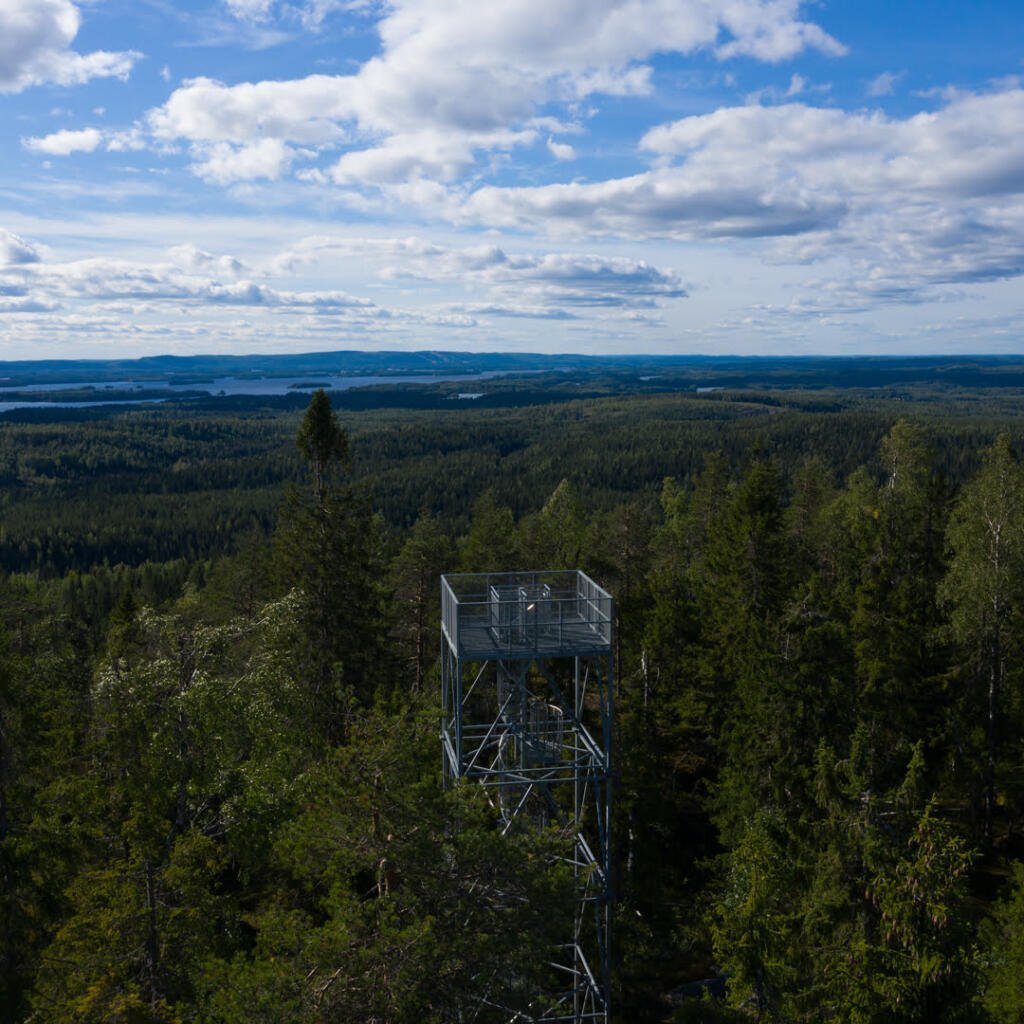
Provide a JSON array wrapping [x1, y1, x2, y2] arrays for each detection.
[[1, 0, 1023, 359]]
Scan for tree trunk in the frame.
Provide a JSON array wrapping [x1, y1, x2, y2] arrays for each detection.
[[985, 629, 1001, 850]]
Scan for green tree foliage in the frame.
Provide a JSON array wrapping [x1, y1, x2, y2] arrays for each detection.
[[10, 390, 1024, 1022], [0, 598, 90, 1020], [274, 390, 385, 740], [202, 704, 573, 1024], [848, 422, 951, 790], [941, 434, 1024, 847], [519, 477, 590, 570], [29, 600, 316, 1022], [459, 489, 519, 571], [387, 510, 454, 691], [981, 863, 1024, 1022], [295, 389, 350, 506], [714, 744, 980, 1024]]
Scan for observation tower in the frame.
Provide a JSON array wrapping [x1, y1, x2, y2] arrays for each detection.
[[441, 570, 613, 1024]]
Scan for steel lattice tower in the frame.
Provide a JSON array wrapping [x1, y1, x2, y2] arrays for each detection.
[[441, 570, 613, 1024]]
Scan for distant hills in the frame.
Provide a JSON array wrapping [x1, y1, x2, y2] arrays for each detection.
[[4, 349, 1024, 391]]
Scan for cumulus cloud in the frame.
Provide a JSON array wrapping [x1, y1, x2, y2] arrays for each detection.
[[167, 244, 248, 276], [0, 0, 139, 93], [0, 229, 42, 265], [639, 88, 1024, 205], [23, 126, 102, 155], [401, 245, 688, 306], [0, 234, 379, 318], [459, 170, 843, 238], [547, 137, 576, 160], [147, 0, 844, 183], [0, 231, 624, 353], [191, 138, 296, 184], [105, 127, 147, 153], [328, 128, 536, 184], [149, 74, 356, 146], [442, 87, 1024, 308]]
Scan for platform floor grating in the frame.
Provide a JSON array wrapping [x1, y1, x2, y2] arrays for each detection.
[[454, 616, 611, 660]]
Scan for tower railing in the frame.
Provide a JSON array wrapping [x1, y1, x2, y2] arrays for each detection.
[[442, 571, 613, 657]]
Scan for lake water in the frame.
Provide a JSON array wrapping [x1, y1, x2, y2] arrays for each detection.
[[0, 371, 510, 412]]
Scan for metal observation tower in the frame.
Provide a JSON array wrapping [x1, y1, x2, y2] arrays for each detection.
[[441, 570, 614, 1023]]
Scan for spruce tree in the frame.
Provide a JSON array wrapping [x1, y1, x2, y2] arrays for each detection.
[[387, 511, 454, 692], [275, 390, 384, 740], [941, 433, 1024, 847]]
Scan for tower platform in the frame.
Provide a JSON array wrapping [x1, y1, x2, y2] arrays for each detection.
[[441, 570, 613, 660]]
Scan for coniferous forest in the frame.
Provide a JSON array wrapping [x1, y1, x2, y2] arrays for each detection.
[[7, 369, 1024, 1022]]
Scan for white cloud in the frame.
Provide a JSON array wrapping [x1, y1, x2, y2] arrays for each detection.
[[457, 89, 1024, 239], [329, 128, 536, 184], [269, 235, 687, 309], [224, 0, 275, 21], [867, 70, 904, 97], [713, 5, 845, 62], [401, 244, 687, 304], [147, 0, 844, 183], [0, 225, 689, 355], [167, 244, 248, 277], [0, 229, 41, 265], [149, 74, 355, 145], [222, 0, 356, 29], [439, 87, 1024, 310], [23, 126, 102, 155], [459, 169, 843, 239], [105, 127, 147, 152], [191, 138, 296, 183], [0, 248, 378, 312], [443, 302, 582, 321], [547, 137, 576, 160], [0, 0, 139, 93]]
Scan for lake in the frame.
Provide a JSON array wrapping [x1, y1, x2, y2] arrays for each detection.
[[0, 371, 512, 412]]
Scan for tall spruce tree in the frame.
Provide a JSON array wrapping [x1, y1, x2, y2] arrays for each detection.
[[941, 433, 1024, 848], [850, 421, 950, 791], [275, 390, 384, 740], [519, 478, 589, 570], [387, 511, 454, 692], [458, 489, 519, 572]]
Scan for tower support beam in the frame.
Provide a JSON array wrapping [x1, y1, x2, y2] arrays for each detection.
[[441, 571, 613, 1024]]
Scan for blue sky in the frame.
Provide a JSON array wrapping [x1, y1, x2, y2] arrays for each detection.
[[1, 0, 1023, 359]]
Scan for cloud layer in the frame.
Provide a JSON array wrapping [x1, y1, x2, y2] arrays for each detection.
[[0, 228, 689, 353], [5, 0, 1024, 355], [145, 0, 843, 187]]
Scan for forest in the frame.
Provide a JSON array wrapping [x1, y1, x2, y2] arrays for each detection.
[[6, 369, 1024, 1022]]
